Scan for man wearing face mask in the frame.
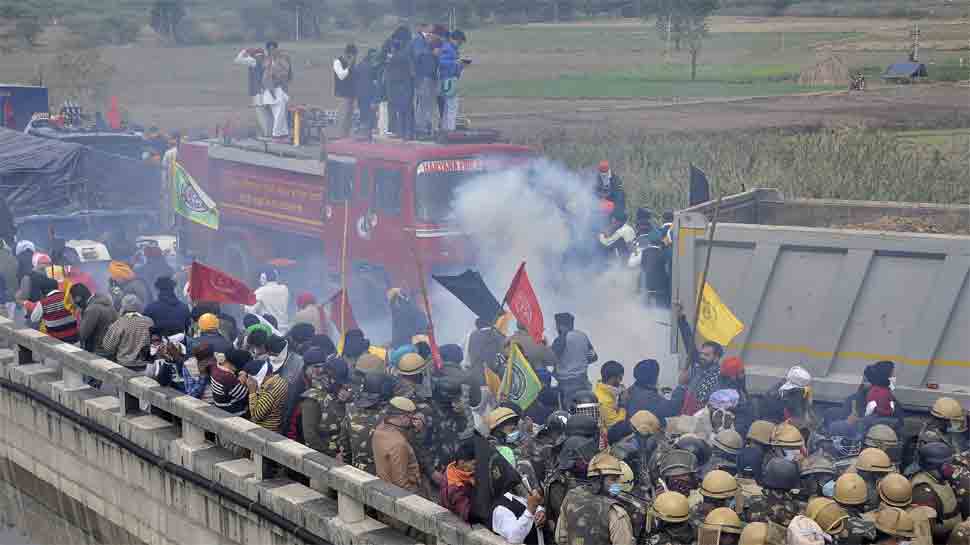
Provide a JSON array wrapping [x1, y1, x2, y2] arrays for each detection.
[[922, 397, 970, 454], [911, 441, 962, 542], [489, 406, 525, 466], [798, 453, 837, 502], [299, 355, 352, 458], [245, 269, 289, 333], [765, 421, 806, 471], [555, 452, 635, 545], [689, 470, 741, 529], [374, 397, 423, 494]]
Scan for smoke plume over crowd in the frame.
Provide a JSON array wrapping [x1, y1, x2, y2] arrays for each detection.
[[432, 159, 678, 387]]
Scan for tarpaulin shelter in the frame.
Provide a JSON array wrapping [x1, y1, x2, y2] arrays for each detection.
[[0, 127, 161, 219], [882, 62, 928, 82]]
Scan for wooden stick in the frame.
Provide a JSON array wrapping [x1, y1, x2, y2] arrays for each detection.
[[339, 199, 349, 339], [692, 195, 723, 338], [413, 250, 441, 368]]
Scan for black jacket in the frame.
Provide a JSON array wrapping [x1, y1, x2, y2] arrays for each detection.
[[624, 384, 686, 425], [144, 290, 191, 337]]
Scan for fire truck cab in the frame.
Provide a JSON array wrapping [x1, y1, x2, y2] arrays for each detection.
[[178, 136, 533, 303]]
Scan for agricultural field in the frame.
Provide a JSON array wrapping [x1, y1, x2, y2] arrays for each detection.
[[0, 14, 966, 210]]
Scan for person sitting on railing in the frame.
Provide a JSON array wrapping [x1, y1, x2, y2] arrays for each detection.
[[102, 294, 153, 370]]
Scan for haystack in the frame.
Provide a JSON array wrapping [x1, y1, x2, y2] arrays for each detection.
[[799, 55, 850, 87]]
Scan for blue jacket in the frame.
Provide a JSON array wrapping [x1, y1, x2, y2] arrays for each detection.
[[411, 34, 438, 80], [144, 290, 191, 337], [438, 42, 462, 80]]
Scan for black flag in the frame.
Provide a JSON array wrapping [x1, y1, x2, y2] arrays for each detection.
[[432, 269, 502, 321], [689, 164, 711, 207]]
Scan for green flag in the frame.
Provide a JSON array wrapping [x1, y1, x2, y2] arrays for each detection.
[[500, 343, 543, 411], [171, 160, 219, 230]]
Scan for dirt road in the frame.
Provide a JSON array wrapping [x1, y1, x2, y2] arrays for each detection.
[[464, 84, 970, 138]]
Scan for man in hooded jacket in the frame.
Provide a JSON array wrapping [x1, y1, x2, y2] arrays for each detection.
[[624, 359, 686, 426], [144, 277, 190, 337]]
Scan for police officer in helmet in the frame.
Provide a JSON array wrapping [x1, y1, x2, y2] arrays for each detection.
[[644, 491, 694, 545], [911, 441, 962, 542], [554, 452, 635, 545]]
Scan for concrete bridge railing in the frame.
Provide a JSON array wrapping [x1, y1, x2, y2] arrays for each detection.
[[0, 315, 512, 545]]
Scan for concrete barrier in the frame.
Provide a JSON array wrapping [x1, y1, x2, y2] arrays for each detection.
[[0, 316, 513, 545]]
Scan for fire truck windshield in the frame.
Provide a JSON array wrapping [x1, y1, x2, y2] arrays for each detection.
[[414, 158, 492, 224]]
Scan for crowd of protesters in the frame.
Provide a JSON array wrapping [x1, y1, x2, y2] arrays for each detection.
[[4, 234, 970, 545]]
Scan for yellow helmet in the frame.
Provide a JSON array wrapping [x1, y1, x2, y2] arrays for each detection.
[[587, 452, 624, 478], [387, 396, 417, 414], [834, 473, 868, 506], [873, 507, 916, 538], [931, 397, 967, 432], [739, 522, 769, 545], [630, 410, 661, 435], [877, 473, 912, 508], [619, 461, 635, 493], [652, 491, 690, 523], [700, 470, 739, 500], [747, 420, 775, 447], [488, 407, 519, 432], [809, 498, 849, 535], [702, 507, 743, 535], [712, 429, 743, 456], [857, 448, 893, 474], [770, 422, 804, 449], [398, 352, 427, 376]]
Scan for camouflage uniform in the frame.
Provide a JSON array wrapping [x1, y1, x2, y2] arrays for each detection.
[[302, 388, 348, 458], [744, 488, 801, 528], [689, 500, 728, 530], [556, 485, 632, 545], [339, 402, 382, 474], [429, 399, 472, 473], [642, 523, 695, 545], [840, 510, 878, 545]]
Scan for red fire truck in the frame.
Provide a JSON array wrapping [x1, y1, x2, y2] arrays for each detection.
[[178, 136, 533, 304]]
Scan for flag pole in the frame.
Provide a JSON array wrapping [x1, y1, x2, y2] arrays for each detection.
[[413, 249, 441, 368], [339, 199, 350, 347], [691, 195, 723, 339]]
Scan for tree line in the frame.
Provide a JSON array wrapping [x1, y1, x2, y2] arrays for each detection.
[[0, 0, 717, 81]]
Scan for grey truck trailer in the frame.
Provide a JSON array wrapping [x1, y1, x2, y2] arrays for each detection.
[[672, 189, 970, 412]]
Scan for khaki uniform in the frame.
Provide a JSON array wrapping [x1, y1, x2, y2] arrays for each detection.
[[339, 403, 382, 474], [912, 470, 962, 537], [555, 486, 635, 545], [948, 519, 970, 545]]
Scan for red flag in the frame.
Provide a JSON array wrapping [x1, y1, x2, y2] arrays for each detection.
[[326, 289, 359, 334], [503, 262, 544, 344], [188, 262, 257, 305]]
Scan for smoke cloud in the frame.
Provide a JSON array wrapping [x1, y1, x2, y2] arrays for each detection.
[[431, 159, 678, 388]]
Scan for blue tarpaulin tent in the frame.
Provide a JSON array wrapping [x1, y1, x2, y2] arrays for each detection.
[[882, 62, 928, 81]]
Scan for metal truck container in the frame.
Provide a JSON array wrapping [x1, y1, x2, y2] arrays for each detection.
[[671, 189, 970, 410]]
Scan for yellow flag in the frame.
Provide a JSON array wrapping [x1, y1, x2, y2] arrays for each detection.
[[697, 281, 744, 346]]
